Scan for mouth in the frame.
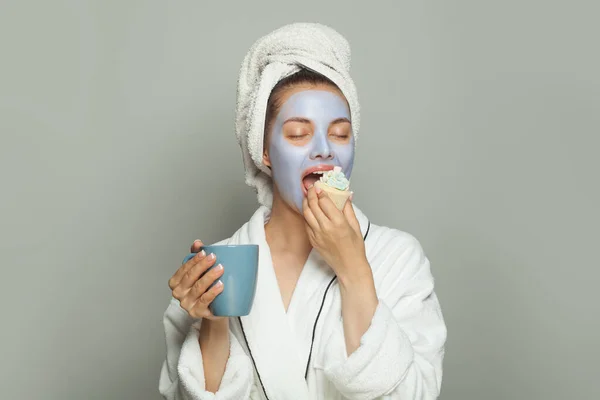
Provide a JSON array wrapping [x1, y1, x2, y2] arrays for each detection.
[[301, 165, 336, 195]]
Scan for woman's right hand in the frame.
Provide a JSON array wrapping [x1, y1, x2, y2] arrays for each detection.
[[168, 240, 225, 320]]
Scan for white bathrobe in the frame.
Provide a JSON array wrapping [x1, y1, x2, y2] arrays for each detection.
[[159, 205, 446, 400]]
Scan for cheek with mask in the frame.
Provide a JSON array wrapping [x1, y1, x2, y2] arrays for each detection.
[[267, 89, 355, 213]]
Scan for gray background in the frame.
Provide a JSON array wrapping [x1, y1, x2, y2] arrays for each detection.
[[1, 1, 598, 399]]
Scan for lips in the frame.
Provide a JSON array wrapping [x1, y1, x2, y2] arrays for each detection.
[[301, 164, 336, 194]]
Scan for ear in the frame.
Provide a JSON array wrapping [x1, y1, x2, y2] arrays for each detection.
[[262, 147, 271, 168]]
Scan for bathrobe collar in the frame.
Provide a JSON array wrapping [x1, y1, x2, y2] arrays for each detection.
[[229, 204, 370, 400]]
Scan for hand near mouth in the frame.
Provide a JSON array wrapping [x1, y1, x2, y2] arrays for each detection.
[[302, 185, 369, 280]]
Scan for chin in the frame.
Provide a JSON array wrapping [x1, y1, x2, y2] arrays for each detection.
[[289, 198, 305, 216], [271, 184, 305, 215], [274, 193, 303, 215], [289, 199, 304, 215]]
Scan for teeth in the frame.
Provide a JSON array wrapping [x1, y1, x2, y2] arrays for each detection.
[[304, 170, 330, 178]]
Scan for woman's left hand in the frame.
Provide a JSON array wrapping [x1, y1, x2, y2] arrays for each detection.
[[302, 186, 370, 280]]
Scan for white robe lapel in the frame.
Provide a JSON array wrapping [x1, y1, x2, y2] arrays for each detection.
[[285, 248, 335, 378], [230, 204, 370, 400], [234, 207, 311, 400]]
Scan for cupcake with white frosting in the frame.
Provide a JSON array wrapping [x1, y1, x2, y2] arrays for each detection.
[[314, 166, 352, 210]]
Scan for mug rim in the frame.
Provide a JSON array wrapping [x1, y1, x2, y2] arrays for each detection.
[[201, 244, 259, 248]]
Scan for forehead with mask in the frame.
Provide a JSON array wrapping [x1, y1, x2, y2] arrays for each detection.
[[262, 69, 355, 213]]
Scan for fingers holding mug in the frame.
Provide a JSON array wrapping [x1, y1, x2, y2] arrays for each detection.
[[183, 267, 225, 319]]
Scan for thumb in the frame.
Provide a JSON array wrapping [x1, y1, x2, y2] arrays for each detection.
[[190, 239, 204, 253], [342, 195, 361, 234]]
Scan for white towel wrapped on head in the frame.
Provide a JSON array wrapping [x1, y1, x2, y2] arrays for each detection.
[[235, 22, 361, 208]]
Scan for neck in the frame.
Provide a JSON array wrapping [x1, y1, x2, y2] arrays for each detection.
[[265, 192, 312, 256]]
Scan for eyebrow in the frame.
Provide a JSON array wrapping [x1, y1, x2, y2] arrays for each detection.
[[330, 117, 351, 124], [282, 117, 312, 125], [282, 117, 351, 125]]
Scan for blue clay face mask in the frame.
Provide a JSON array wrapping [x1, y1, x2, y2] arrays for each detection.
[[266, 89, 355, 213]]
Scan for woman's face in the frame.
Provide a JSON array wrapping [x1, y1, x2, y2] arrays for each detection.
[[264, 85, 355, 213]]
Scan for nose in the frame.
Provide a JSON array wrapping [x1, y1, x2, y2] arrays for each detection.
[[309, 131, 334, 160]]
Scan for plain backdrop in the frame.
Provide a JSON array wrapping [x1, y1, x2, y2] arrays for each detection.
[[1, 1, 598, 399]]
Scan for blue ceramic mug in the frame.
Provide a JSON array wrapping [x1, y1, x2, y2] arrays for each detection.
[[182, 244, 259, 317]]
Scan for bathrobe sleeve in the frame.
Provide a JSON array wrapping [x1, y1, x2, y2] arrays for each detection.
[[322, 231, 447, 400], [158, 297, 257, 400]]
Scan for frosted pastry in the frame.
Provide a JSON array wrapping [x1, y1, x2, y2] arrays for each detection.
[[314, 166, 352, 210]]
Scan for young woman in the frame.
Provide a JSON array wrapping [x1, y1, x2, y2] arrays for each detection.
[[160, 23, 446, 400]]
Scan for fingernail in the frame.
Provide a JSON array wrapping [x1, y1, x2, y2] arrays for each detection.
[[215, 264, 223, 271], [216, 280, 223, 287], [208, 253, 215, 260], [315, 187, 322, 194], [198, 250, 206, 257], [308, 184, 314, 189], [194, 239, 201, 244], [349, 192, 354, 200]]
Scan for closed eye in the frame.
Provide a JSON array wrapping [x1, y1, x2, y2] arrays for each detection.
[[289, 134, 309, 140], [283, 119, 312, 141], [329, 118, 351, 139]]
